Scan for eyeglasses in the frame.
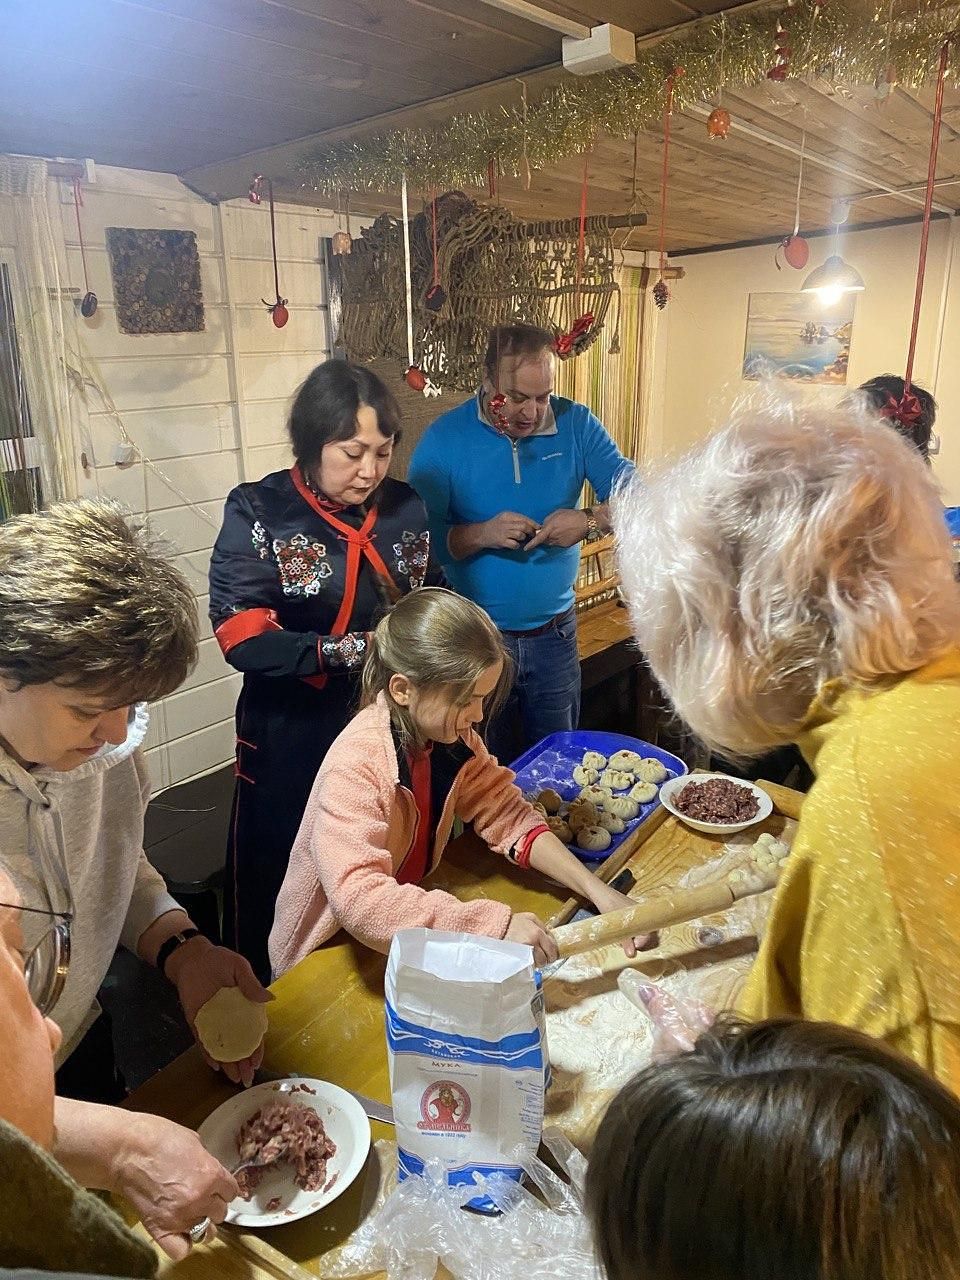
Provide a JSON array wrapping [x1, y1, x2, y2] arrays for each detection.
[[0, 900, 72, 1016]]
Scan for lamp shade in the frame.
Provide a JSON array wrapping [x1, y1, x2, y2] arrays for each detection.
[[801, 254, 865, 295]]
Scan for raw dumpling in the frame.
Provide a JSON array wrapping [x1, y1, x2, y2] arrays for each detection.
[[582, 750, 607, 770], [596, 811, 625, 834], [572, 764, 600, 786], [578, 784, 611, 807], [535, 788, 564, 814], [547, 816, 573, 844], [605, 794, 640, 820], [637, 758, 668, 784], [576, 824, 612, 852], [566, 799, 599, 831], [609, 749, 643, 771], [600, 768, 634, 792], [629, 781, 658, 804]]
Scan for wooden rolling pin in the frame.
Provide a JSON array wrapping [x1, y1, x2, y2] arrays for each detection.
[[550, 865, 780, 959]]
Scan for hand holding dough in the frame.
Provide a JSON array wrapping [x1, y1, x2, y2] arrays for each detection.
[[194, 986, 269, 1063]]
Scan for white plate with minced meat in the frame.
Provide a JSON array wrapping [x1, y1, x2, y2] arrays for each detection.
[[197, 1077, 370, 1227], [659, 773, 772, 836]]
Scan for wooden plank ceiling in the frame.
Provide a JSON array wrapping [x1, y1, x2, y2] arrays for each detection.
[[1, 0, 958, 249]]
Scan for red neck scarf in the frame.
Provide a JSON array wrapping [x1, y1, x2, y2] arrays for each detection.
[[290, 465, 393, 636]]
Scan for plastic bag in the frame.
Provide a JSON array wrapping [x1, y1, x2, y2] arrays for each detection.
[[617, 970, 715, 1060], [319, 1128, 602, 1280]]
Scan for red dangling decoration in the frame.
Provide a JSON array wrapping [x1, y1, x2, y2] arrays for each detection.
[[488, 391, 509, 431], [555, 313, 595, 359], [404, 366, 427, 393], [895, 41, 951, 425], [707, 107, 731, 139], [258, 178, 289, 328], [654, 67, 684, 309], [777, 234, 809, 270], [554, 149, 594, 357], [767, 15, 792, 80], [72, 180, 98, 318]]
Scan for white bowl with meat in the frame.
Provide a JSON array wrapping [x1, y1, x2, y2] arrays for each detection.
[[197, 1077, 371, 1228], [659, 773, 772, 836]]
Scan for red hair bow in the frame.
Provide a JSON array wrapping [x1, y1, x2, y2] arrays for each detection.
[[879, 390, 923, 428]]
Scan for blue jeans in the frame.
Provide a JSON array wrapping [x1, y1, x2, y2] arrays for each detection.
[[487, 607, 581, 765]]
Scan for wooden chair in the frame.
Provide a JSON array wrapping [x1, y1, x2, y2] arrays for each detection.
[[575, 532, 619, 612]]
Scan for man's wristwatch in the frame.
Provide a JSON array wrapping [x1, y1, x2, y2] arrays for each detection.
[[582, 507, 602, 543], [156, 927, 201, 978]]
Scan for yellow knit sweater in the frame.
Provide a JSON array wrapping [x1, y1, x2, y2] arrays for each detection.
[[739, 649, 960, 1095]]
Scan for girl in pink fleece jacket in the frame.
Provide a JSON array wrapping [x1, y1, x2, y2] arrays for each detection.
[[269, 588, 637, 975]]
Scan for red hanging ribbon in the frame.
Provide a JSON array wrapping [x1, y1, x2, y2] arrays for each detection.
[[654, 67, 684, 309], [879, 390, 923, 427], [259, 179, 289, 327], [576, 147, 589, 300], [900, 40, 950, 418]]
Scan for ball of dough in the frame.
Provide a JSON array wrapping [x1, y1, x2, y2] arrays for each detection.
[[637, 758, 668, 784], [755, 849, 778, 870], [596, 810, 625, 834], [194, 986, 269, 1063], [579, 784, 611, 807], [609, 749, 643, 771], [582, 750, 607, 770], [600, 768, 634, 792], [572, 764, 600, 786], [754, 832, 776, 849], [768, 839, 789, 859], [576, 824, 612, 852], [605, 794, 640, 820], [536, 788, 563, 814], [566, 799, 599, 831], [629, 781, 658, 804], [547, 816, 573, 844], [728, 867, 748, 885]]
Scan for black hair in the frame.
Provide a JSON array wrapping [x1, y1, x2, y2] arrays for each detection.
[[287, 359, 401, 471], [586, 1017, 960, 1280], [858, 374, 937, 461], [482, 323, 556, 381]]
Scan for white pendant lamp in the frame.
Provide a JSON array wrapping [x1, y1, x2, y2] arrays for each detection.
[[802, 200, 865, 306]]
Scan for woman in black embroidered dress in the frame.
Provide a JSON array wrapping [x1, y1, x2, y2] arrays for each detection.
[[209, 360, 443, 979]]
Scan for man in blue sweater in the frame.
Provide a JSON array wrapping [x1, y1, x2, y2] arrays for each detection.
[[408, 323, 632, 761]]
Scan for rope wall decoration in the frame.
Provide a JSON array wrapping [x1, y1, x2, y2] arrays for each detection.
[[335, 193, 624, 393]]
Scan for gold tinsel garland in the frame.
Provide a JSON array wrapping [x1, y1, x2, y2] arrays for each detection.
[[298, 0, 959, 195]]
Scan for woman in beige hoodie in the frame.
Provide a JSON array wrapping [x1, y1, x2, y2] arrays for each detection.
[[270, 588, 640, 975]]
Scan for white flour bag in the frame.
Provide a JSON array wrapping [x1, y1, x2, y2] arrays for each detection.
[[385, 928, 547, 1209]]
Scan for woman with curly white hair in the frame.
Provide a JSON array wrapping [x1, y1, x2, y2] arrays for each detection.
[[614, 394, 960, 1092]]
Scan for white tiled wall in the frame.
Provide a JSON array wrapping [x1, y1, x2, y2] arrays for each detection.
[[57, 164, 336, 790]]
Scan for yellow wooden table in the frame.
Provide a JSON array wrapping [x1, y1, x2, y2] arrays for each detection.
[[127, 779, 803, 1276]]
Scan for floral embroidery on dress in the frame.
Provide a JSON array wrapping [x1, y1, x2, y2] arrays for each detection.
[[273, 532, 333, 597], [393, 529, 430, 591], [251, 521, 269, 561], [320, 632, 368, 671]]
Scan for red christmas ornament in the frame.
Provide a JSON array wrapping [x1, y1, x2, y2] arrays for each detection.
[[270, 301, 289, 328], [778, 234, 809, 270], [707, 107, 731, 139], [404, 366, 427, 393]]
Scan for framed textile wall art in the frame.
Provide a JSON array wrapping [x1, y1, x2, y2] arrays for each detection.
[[105, 228, 205, 335]]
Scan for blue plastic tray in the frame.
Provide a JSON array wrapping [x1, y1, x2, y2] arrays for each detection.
[[510, 730, 688, 861]]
